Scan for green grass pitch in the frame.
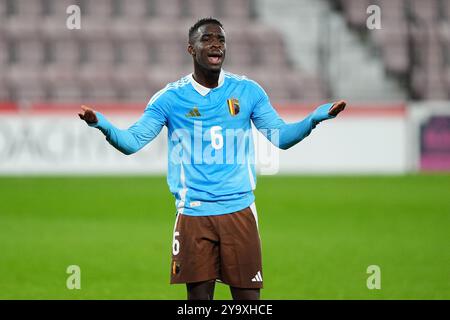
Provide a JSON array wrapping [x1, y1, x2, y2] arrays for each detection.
[[0, 175, 449, 299]]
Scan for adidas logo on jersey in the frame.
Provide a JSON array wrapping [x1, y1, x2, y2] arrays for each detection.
[[251, 271, 263, 282], [186, 106, 201, 117]]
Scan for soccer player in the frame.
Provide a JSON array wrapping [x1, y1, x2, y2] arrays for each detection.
[[78, 18, 346, 300]]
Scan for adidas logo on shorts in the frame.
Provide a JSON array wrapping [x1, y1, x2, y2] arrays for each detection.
[[251, 271, 263, 282]]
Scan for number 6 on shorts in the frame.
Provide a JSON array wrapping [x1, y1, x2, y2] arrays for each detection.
[[172, 231, 180, 256]]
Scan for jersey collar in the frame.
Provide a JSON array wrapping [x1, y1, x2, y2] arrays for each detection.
[[189, 69, 225, 96]]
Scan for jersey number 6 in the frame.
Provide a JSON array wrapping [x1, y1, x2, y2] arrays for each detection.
[[210, 126, 223, 150]]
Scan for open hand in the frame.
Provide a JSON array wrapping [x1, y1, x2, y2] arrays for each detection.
[[328, 100, 347, 117], [78, 105, 98, 125]]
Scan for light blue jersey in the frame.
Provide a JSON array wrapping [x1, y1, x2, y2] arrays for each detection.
[[91, 70, 336, 216]]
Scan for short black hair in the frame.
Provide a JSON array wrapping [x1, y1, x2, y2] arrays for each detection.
[[188, 17, 224, 43]]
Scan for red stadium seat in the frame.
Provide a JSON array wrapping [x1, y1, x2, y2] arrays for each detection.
[[152, 0, 183, 18], [375, 0, 406, 22], [341, 0, 371, 29], [119, 0, 149, 20], [221, 0, 253, 19], [410, 0, 439, 22], [186, 0, 216, 18], [372, 21, 409, 76]]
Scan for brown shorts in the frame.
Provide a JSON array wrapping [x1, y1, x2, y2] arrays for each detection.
[[170, 204, 263, 289]]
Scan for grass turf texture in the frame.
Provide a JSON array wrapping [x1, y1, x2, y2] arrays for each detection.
[[0, 175, 449, 299]]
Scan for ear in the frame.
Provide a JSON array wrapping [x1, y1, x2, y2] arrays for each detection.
[[187, 44, 195, 56]]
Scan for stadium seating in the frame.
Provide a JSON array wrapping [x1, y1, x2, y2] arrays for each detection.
[[0, 0, 324, 104], [1, 0, 448, 103], [335, 0, 450, 99]]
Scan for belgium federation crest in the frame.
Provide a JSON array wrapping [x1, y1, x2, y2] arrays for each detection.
[[227, 98, 240, 116]]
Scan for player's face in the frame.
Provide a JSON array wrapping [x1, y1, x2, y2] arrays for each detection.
[[189, 24, 226, 72]]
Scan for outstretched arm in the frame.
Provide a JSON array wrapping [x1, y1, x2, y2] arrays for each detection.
[[78, 104, 167, 155], [271, 100, 346, 150], [250, 82, 346, 150]]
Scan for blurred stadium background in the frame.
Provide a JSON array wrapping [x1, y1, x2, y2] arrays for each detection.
[[0, 0, 449, 299]]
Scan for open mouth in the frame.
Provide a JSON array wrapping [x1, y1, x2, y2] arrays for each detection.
[[207, 51, 223, 65]]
